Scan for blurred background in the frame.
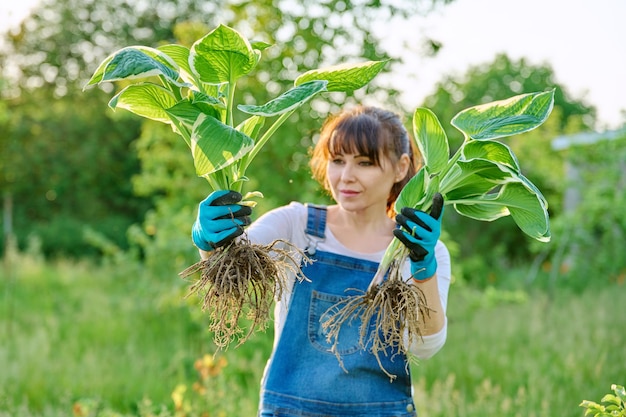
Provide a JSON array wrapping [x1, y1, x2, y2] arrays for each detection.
[[1, 0, 624, 416]]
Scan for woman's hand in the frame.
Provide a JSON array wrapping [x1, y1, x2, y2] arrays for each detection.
[[192, 190, 252, 251], [393, 193, 444, 281]]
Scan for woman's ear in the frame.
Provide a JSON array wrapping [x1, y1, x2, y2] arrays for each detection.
[[395, 153, 411, 182]]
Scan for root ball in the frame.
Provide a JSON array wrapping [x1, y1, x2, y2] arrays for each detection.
[[322, 261, 432, 379], [180, 239, 306, 348]]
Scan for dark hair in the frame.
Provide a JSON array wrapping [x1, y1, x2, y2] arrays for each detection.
[[310, 106, 420, 216]]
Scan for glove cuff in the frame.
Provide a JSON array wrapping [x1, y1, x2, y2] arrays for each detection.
[[410, 260, 437, 282]]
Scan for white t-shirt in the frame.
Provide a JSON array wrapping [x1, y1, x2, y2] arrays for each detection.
[[247, 201, 451, 359]]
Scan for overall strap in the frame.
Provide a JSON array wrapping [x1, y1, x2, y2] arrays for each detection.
[[304, 203, 327, 255]]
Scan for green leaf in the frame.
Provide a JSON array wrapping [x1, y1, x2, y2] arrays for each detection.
[[158, 44, 195, 85], [189, 90, 225, 119], [250, 40, 273, 51], [238, 80, 328, 116], [412, 108, 449, 175], [455, 180, 550, 241], [441, 158, 517, 199], [613, 385, 626, 403], [462, 140, 521, 172], [394, 168, 426, 212], [236, 115, 266, 140], [445, 180, 498, 201], [86, 46, 184, 88], [451, 90, 555, 141], [453, 198, 510, 222], [191, 113, 254, 177], [165, 100, 204, 130], [455, 158, 517, 183], [600, 394, 621, 407], [442, 156, 525, 201], [294, 60, 388, 92], [109, 83, 177, 123], [190, 24, 258, 84]]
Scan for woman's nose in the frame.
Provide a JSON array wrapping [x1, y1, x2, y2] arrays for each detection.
[[340, 163, 355, 181]]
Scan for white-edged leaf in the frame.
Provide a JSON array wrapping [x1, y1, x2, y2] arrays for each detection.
[[86, 46, 185, 88], [395, 168, 426, 212], [190, 24, 257, 84], [191, 113, 254, 177], [158, 44, 195, 86], [236, 115, 266, 140], [462, 140, 521, 172], [441, 158, 516, 199], [454, 199, 510, 222], [109, 83, 177, 123], [454, 180, 550, 241], [451, 90, 555, 141], [294, 60, 388, 92], [238, 80, 328, 116], [164, 100, 206, 129], [412, 108, 449, 175], [455, 158, 517, 183]]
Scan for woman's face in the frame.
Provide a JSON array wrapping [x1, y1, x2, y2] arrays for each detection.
[[326, 151, 409, 214]]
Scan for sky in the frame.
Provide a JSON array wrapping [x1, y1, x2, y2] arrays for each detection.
[[1, 0, 625, 130]]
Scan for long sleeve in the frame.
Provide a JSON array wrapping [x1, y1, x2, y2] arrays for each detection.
[[408, 240, 451, 359]]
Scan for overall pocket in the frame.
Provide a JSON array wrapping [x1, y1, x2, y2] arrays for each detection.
[[308, 290, 370, 355]]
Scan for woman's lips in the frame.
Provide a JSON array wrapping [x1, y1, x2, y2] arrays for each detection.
[[340, 190, 359, 197]]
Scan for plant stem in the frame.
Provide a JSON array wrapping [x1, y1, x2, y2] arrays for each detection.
[[368, 239, 409, 290], [438, 138, 466, 184], [238, 109, 296, 178], [226, 78, 236, 127]]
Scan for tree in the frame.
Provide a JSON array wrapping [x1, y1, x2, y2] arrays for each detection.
[[0, 0, 456, 259], [0, 87, 150, 256]]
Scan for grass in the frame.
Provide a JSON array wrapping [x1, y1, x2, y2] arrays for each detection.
[[0, 251, 624, 416], [413, 283, 625, 417]]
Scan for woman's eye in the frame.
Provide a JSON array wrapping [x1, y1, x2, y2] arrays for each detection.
[[359, 160, 374, 166]]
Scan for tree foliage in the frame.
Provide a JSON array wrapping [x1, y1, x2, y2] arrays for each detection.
[[0, 0, 454, 259]]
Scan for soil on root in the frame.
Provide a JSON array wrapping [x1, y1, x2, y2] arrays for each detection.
[[321, 262, 432, 380], [179, 239, 307, 348]]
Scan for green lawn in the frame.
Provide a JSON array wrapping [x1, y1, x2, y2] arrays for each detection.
[[1, 254, 624, 416]]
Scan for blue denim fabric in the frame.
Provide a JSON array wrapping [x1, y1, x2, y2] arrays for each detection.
[[258, 205, 417, 417]]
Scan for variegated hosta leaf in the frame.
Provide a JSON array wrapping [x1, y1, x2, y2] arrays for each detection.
[[454, 180, 550, 242], [451, 90, 555, 141], [109, 83, 177, 123], [164, 99, 218, 141], [238, 80, 328, 116], [412, 108, 449, 175], [158, 44, 195, 86], [395, 168, 426, 212], [236, 115, 266, 140], [461, 140, 521, 172], [190, 24, 258, 84], [86, 46, 184, 88], [440, 158, 517, 199], [294, 60, 388, 92], [191, 114, 254, 177]]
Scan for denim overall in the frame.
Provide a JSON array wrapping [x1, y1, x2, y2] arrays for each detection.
[[258, 205, 417, 417]]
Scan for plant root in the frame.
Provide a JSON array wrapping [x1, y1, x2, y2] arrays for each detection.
[[321, 260, 432, 380], [179, 238, 308, 348]]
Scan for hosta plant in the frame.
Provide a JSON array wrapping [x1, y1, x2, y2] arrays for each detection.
[[322, 90, 555, 378], [84, 24, 387, 347], [580, 384, 626, 417]]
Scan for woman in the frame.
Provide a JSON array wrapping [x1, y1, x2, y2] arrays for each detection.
[[191, 106, 451, 416]]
